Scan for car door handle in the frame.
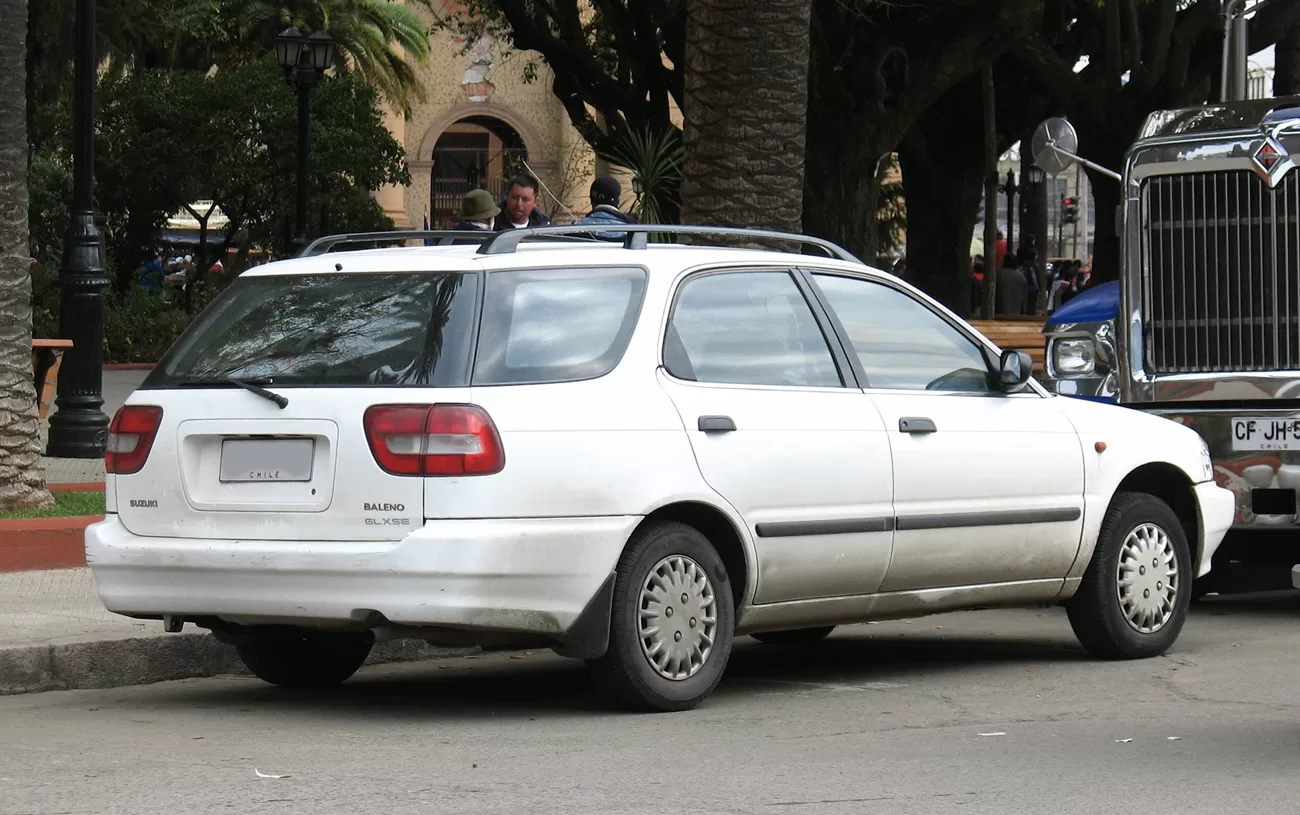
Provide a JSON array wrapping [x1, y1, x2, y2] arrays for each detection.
[[899, 417, 937, 434], [698, 415, 737, 433]]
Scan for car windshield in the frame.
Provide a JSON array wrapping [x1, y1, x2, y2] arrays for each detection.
[[146, 272, 481, 388]]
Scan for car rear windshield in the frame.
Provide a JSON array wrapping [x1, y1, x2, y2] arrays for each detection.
[[145, 267, 646, 388]]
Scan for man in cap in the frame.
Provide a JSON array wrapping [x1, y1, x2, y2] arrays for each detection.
[[454, 189, 501, 231], [577, 175, 637, 240]]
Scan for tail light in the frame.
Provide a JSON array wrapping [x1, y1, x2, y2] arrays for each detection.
[[105, 405, 164, 475], [364, 404, 505, 476]]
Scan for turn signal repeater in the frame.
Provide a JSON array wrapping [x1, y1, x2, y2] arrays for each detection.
[[1095, 441, 1108, 453]]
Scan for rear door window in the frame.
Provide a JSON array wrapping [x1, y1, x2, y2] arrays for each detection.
[[146, 272, 480, 387], [472, 267, 647, 385]]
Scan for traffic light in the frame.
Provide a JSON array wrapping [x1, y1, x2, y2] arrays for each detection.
[[1062, 196, 1079, 224]]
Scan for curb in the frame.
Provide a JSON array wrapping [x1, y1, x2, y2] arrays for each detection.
[[49, 482, 105, 494], [0, 516, 100, 573], [102, 363, 156, 371], [0, 632, 480, 695]]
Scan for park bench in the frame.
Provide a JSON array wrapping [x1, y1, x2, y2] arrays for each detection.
[[968, 317, 1047, 373], [31, 339, 73, 420]]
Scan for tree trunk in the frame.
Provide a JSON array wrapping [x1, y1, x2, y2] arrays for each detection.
[[1277, 19, 1300, 97], [898, 116, 987, 316], [1072, 122, 1129, 284], [680, 0, 812, 233], [802, 95, 886, 263], [980, 65, 999, 320], [0, 0, 53, 512]]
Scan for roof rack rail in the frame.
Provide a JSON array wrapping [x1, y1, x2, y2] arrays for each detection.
[[298, 230, 600, 257], [478, 224, 862, 263]]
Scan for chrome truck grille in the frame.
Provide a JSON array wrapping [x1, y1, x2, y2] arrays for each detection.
[[1143, 169, 1300, 374]]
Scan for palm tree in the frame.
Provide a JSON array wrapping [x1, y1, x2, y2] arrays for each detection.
[[29, 0, 434, 127], [679, 0, 812, 233], [225, 0, 434, 114], [1, 0, 54, 512]]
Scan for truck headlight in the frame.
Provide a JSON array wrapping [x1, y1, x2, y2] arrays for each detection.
[[1053, 338, 1096, 375]]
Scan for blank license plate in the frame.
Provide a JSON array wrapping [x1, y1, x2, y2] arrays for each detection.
[[1232, 417, 1300, 451], [220, 438, 315, 482]]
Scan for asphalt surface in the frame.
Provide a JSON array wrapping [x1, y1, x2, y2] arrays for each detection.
[[1, 595, 1297, 815]]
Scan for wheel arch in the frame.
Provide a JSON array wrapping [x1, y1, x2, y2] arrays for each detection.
[[1112, 462, 1201, 568], [637, 500, 753, 612]]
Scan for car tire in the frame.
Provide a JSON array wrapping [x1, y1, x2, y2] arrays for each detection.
[[236, 628, 373, 688], [1067, 491, 1192, 660], [589, 521, 735, 712], [751, 626, 836, 645]]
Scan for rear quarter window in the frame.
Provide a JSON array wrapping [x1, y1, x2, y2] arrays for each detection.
[[472, 267, 647, 385]]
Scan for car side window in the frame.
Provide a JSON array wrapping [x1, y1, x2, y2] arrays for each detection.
[[812, 273, 994, 393], [666, 270, 842, 388]]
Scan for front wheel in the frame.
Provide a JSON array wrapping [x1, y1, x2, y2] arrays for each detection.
[[1067, 492, 1192, 659], [236, 628, 373, 688], [589, 521, 735, 712]]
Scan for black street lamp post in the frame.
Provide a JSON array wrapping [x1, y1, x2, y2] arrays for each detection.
[[47, 0, 110, 459], [275, 28, 336, 255]]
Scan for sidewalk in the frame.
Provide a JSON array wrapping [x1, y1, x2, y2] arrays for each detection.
[[0, 567, 477, 694], [3, 369, 475, 694]]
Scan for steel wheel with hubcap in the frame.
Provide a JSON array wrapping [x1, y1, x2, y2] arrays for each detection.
[[591, 521, 735, 711], [1117, 523, 1179, 633], [1068, 491, 1192, 659], [638, 555, 718, 680]]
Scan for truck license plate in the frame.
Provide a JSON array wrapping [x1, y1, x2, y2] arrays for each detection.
[[1231, 418, 1300, 451], [220, 438, 315, 482]]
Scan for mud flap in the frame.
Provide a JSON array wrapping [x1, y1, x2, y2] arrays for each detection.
[[552, 572, 615, 659]]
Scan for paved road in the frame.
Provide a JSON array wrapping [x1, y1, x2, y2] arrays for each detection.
[[2, 596, 1297, 815]]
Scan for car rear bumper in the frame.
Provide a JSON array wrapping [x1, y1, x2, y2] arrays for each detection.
[[85, 515, 636, 637], [1196, 481, 1236, 578]]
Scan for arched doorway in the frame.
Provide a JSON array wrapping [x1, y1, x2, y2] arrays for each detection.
[[430, 116, 528, 227]]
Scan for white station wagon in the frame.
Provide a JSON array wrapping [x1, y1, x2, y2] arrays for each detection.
[[87, 226, 1235, 711]]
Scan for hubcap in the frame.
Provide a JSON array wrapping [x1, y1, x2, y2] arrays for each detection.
[[638, 555, 717, 680], [1116, 522, 1179, 634]]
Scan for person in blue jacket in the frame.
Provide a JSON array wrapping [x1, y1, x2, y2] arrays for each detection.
[[578, 176, 638, 240]]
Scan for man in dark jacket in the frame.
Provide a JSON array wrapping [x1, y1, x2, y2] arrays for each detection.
[[494, 176, 551, 230], [578, 176, 637, 239]]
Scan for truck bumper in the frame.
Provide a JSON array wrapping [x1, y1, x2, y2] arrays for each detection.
[[1147, 406, 1300, 531]]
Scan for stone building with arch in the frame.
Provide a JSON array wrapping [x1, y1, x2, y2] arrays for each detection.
[[373, 2, 597, 229]]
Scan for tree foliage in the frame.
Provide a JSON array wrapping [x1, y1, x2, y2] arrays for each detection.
[[28, 0, 434, 142], [33, 59, 408, 291], [1010, 0, 1300, 283]]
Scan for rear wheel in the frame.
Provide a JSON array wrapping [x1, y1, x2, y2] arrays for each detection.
[[236, 628, 372, 688], [1067, 492, 1191, 659], [752, 626, 836, 645], [589, 521, 735, 712]]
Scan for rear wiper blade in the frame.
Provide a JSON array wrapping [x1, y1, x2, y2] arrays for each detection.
[[177, 376, 289, 409]]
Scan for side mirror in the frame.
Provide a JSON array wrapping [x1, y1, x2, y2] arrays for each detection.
[[1030, 117, 1079, 176], [999, 349, 1033, 391]]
